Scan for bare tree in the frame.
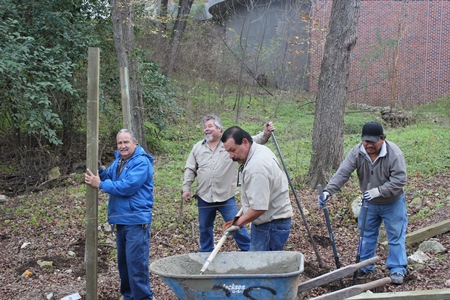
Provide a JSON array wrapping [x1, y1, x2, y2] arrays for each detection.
[[157, 0, 169, 51], [166, 0, 194, 76], [110, 0, 148, 150], [308, 0, 360, 189]]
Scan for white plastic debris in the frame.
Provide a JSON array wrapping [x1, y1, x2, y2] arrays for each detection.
[[20, 242, 31, 249], [60, 293, 81, 300]]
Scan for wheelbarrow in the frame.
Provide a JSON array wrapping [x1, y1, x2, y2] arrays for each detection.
[[151, 252, 391, 300], [150, 251, 304, 300]]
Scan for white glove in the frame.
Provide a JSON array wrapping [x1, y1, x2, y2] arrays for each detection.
[[224, 225, 241, 236], [318, 191, 330, 209], [363, 187, 380, 201]]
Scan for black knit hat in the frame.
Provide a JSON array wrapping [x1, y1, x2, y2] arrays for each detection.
[[361, 122, 385, 142]]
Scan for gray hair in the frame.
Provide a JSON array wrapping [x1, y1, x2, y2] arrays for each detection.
[[202, 114, 223, 130], [116, 129, 137, 142]]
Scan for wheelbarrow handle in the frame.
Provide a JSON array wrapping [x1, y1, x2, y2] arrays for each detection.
[[298, 256, 379, 294], [311, 277, 391, 300]]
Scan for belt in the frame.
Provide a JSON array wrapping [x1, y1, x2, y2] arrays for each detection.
[[254, 217, 291, 227], [274, 217, 291, 222]]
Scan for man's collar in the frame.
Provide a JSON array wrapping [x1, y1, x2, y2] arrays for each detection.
[[360, 141, 387, 160]]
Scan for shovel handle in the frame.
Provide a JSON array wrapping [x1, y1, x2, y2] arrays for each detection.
[[200, 233, 229, 274], [236, 207, 244, 217], [200, 207, 243, 274], [317, 184, 324, 199]]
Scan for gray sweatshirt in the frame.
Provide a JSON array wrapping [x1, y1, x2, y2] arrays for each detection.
[[325, 140, 407, 205]]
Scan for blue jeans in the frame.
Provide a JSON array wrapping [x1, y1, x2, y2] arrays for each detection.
[[358, 194, 408, 275], [197, 197, 250, 252], [249, 218, 291, 251], [116, 224, 154, 300]]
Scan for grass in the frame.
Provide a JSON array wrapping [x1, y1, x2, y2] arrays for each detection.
[[2, 86, 448, 235]]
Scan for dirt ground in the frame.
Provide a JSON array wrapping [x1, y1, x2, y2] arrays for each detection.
[[0, 173, 449, 299]]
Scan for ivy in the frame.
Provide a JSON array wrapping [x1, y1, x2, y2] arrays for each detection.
[[138, 51, 181, 133], [0, 0, 98, 146]]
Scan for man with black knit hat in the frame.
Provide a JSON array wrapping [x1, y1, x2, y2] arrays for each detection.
[[318, 121, 408, 285]]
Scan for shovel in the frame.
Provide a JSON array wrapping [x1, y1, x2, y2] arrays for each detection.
[[270, 130, 324, 267], [199, 207, 243, 274]]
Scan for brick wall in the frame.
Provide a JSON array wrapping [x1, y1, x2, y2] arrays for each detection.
[[310, 0, 450, 106]]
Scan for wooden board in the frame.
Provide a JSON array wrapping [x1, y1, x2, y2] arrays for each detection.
[[346, 288, 450, 299], [380, 219, 450, 251]]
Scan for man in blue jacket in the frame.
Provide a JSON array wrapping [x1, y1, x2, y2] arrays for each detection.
[[85, 129, 155, 300]]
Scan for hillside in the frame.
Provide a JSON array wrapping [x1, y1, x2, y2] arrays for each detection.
[[0, 170, 449, 299], [1, 94, 450, 299]]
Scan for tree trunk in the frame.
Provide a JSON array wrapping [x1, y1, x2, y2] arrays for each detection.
[[110, 0, 148, 151], [308, 0, 360, 189], [166, 0, 194, 76], [158, 0, 169, 52]]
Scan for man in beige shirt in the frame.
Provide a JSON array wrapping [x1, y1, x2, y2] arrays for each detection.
[[182, 115, 273, 252], [221, 126, 293, 251]]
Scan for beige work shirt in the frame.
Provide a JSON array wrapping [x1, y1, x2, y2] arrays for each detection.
[[183, 131, 269, 203], [240, 143, 293, 225]]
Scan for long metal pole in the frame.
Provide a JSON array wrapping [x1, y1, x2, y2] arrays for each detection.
[[318, 184, 345, 288], [352, 183, 371, 285], [271, 131, 323, 267]]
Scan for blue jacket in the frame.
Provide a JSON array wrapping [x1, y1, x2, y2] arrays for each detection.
[[99, 145, 154, 225]]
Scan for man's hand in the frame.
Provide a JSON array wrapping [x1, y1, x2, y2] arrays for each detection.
[[222, 220, 234, 232], [318, 191, 330, 209], [224, 225, 241, 236], [222, 216, 241, 232], [182, 191, 192, 201], [264, 122, 275, 136], [85, 169, 100, 188], [363, 187, 380, 202]]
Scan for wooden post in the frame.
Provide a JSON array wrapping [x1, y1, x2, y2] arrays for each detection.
[[86, 47, 100, 300], [120, 67, 132, 129]]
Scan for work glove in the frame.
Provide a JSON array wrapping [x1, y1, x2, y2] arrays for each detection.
[[222, 216, 240, 232], [224, 225, 241, 236], [363, 187, 380, 202], [318, 191, 330, 209]]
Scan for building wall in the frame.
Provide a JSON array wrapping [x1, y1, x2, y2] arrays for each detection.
[[222, 0, 311, 89], [310, 0, 450, 106]]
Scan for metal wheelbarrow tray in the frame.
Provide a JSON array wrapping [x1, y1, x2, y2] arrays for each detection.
[[150, 251, 304, 300]]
